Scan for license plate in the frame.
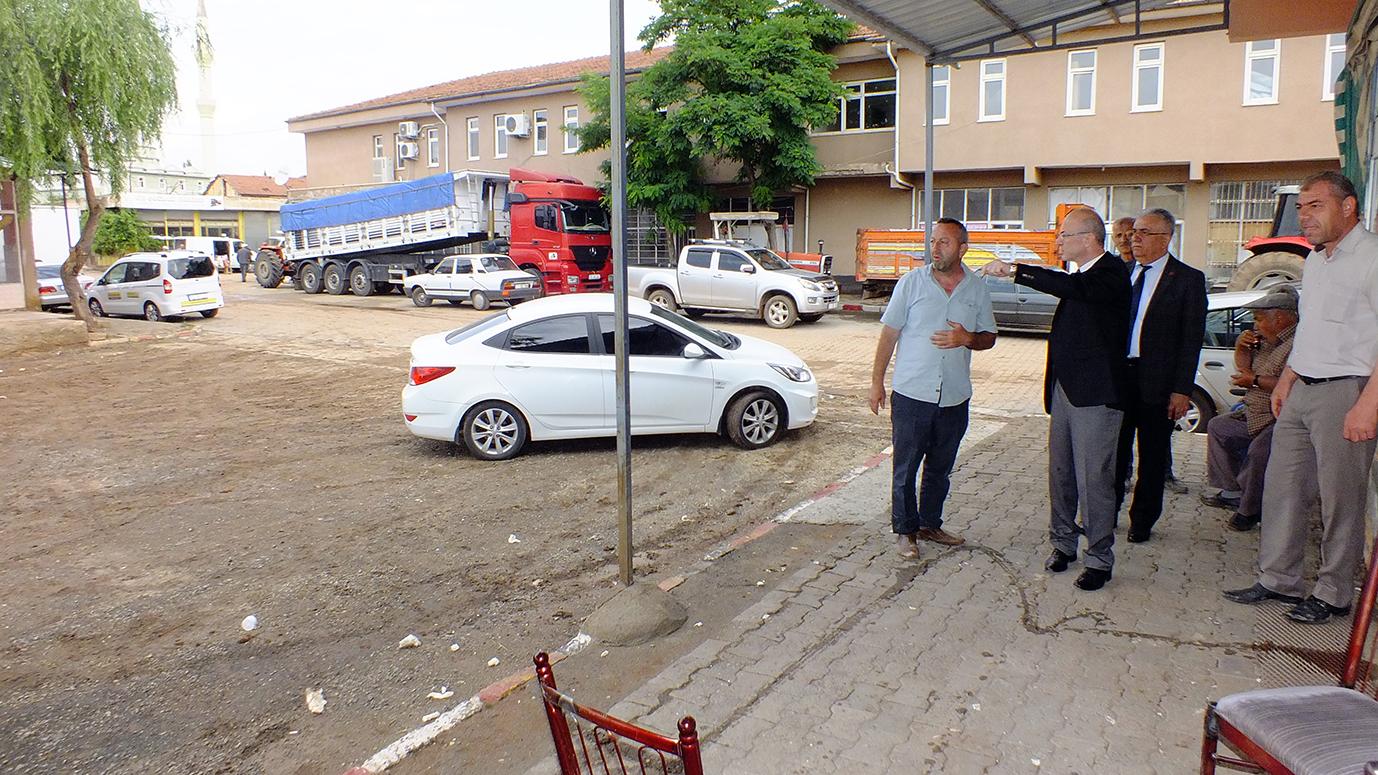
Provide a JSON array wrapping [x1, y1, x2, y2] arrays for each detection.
[[514, 282, 531, 289], [182, 297, 215, 307], [188, 292, 207, 300], [588, 274, 601, 280]]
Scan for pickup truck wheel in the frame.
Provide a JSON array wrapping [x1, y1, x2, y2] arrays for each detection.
[[410, 286, 433, 307], [470, 290, 491, 311], [324, 264, 347, 295], [254, 253, 284, 288], [461, 400, 529, 461], [799, 313, 824, 323], [646, 288, 677, 311], [763, 294, 798, 329], [349, 266, 373, 296], [300, 263, 324, 294], [683, 308, 706, 319], [726, 390, 784, 450]]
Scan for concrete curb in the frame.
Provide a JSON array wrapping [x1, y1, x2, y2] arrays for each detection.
[[339, 446, 893, 773]]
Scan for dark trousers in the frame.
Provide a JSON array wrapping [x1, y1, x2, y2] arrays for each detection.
[[1205, 414, 1274, 518], [891, 392, 969, 535], [1114, 368, 1174, 535]]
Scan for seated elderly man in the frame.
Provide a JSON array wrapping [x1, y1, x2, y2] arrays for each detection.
[[1199, 286, 1298, 530]]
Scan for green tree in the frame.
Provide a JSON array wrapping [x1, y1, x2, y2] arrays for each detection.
[[577, 0, 852, 233], [91, 208, 162, 258], [0, 0, 177, 327]]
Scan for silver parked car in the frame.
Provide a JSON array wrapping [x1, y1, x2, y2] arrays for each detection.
[[1179, 289, 1272, 433]]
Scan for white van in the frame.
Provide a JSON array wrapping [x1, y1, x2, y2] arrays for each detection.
[[170, 236, 247, 272], [87, 251, 225, 322]]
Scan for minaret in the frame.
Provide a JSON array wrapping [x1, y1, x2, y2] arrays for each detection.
[[195, 0, 216, 173]]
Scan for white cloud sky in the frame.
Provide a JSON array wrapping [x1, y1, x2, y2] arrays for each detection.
[[143, 0, 663, 177]]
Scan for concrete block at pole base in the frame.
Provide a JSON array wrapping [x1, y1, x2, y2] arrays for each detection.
[[0, 311, 89, 357], [584, 583, 688, 646]]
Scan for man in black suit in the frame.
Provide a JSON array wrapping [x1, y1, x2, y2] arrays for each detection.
[[986, 208, 1130, 590], [1114, 208, 1207, 542]]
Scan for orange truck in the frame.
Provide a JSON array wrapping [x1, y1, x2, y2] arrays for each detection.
[[854, 204, 1090, 297]]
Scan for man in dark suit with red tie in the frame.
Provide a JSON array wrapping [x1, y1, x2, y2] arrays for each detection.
[[1114, 208, 1207, 542]]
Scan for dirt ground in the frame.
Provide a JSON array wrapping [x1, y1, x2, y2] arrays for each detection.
[[0, 283, 897, 774]]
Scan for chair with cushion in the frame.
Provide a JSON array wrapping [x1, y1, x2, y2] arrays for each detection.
[[1200, 536, 1378, 774], [534, 651, 704, 775]]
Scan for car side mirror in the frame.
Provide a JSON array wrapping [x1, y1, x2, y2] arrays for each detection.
[[740, 264, 755, 274], [682, 343, 707, 359]]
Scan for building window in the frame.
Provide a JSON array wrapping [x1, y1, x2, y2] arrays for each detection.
[[466, 117, 480, 161], [494, 115, 508, 158], [1244, 39, 1281, 105], [533, 109, 548, 155], [1132, 43, 1164, 112], [1324, 32, 1345, 101], [372, 135, 384, 159], [136, 176, 145, 190], [394, 133, 404, 170], [1207, 179, 1298, 274], [563, 106, 580, 153], [979, 60, 1005, 122], [931, 66, 950, 125], [426, 127, 441, 167], [923, 187, 1025, 229], [1049, 183, 1185, 253], [818, 77, 897, 133], [1066, 49, 1096, 116]]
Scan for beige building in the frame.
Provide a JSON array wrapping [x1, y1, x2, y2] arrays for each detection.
[[288, 6, 1343, 283]]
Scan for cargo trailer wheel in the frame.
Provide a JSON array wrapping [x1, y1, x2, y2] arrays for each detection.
[[300, 263, 323, 294], [411, 286, 433, 307], [725, 390, 783, 450], [646, 288, 677, 311], [143, 302, 163, 323], [470, 290, 491, 311], [349, 266, 373, 296], [88, 298, 104, 317], [460, 400, 528, 461], [763, 294, 798, 329], [324, 264, 347, 295]]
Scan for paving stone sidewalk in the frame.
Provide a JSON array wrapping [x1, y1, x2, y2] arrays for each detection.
[[529, 408, 1360, 774]]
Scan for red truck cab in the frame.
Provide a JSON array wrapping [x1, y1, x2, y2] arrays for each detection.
[[507, 168, 613, 295]]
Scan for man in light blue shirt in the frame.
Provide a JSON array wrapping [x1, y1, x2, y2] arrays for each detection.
[[870, 218, 998, 558]]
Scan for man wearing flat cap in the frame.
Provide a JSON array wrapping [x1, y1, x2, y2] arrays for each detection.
[[1200, 286, 1298, 531]]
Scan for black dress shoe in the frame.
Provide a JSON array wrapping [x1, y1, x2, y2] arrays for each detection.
[[1227, 512, 1261, 532], [1075, 567, 1112, 591], [1200, 492, 1241, 510], [1222, 583, 1305, 606], [1127, 528, 1152, 543], [1045, 549, 1076, 573], [1286, 596, 1351, 624]]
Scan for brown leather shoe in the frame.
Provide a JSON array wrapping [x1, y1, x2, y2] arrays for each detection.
[[896, 533, 919, 559], [917, 527, 965, 546]]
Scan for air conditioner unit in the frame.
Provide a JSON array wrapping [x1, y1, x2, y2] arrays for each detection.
[[398, 141, 420, 160], [398, 120, 420, 139], [373, 157, 394, 182], [504, 113, 531, 137]]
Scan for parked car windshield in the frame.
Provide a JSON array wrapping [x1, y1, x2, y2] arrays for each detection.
[[478, 256, 519, 271], [36, 265, 62, 279], [559, 202, 610, 234], [166, 256, 217, 279], [746, 248, 794, 271], [648, 305, 737, 349]]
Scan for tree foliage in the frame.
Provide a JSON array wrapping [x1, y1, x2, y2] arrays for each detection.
[[91, 208, 162, 257], [577, 0, 852, 232], [0, 0, 176, 325]]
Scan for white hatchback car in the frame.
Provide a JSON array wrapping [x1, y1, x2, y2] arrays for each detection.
[[87, 251, 225, 322], [403, 294, 819, 460], [403, 254, 541, 310], [1180, 288, 1271, 433]]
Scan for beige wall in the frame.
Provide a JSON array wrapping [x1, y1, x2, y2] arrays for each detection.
[[805, 176, 915, 277], [441, 91, 607, 184]]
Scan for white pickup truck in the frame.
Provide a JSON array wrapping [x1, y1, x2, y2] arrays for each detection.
[[403, 253, 542, 310], [627, 240, 839, 329]]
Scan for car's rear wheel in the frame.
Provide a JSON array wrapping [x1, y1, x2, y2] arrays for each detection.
[[349, 266, 373, 297], [646, 288, 677, 311], [683, 308, 706, 319], [143, 302, 163, 323], [471, 290, 491, 311], [1177, 387, 1217, 434], [411, 286, 432, 307], [324, 264, 347, 295], [725, 390, 784, 450], [200, 308, 219, 319], [763, 294, 798, 329], [461, 401, 529, 461], [88, 298, 104, 317], [300, 263, 323, 294]]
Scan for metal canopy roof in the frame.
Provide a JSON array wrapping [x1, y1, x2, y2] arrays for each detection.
[[821, 0, 1230, 63]]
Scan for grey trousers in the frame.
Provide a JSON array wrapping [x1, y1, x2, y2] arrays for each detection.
[[1258, 377, 1378, 608], [1205, 414, 1274, 518], [1049, 382, 1124, 571]]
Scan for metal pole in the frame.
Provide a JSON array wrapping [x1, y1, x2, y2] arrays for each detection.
[[610, 0, 633, 587], [923, 63, 935, 263]]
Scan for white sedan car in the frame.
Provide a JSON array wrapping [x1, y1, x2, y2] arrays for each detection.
[[403, 254, 541, 310], [36, 264, 94, 310], [403, 294, 819, 460]]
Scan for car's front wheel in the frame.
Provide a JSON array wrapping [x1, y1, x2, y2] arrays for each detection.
[[143, 301, 163, 323], [763, 294, 798, 329], [460, 401, 529, 461], [725, 390, 784, 450], [410, 286, 432, 307]]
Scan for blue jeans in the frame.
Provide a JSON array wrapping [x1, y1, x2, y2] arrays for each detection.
[[891, 392, 969, 535]]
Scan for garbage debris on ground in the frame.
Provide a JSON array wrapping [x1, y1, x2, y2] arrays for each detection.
[[240, 615, 259, 632], [305, 689, 326, 714], [486, 657, 500, 667], [508, 534, 521, 544], [427, 687, 454, 700], [398, 634, 421, 649], [421, 711, 440, 723]]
